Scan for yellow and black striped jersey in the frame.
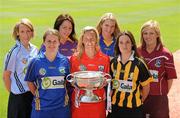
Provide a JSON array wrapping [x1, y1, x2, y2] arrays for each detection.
[[110, 56, 153, 108]]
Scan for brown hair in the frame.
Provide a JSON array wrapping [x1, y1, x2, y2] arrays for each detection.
[[114, 30, 139, 57], [12, 18, 34, 40], [43, 29, 60, 42], [54, 13, 77, 42]]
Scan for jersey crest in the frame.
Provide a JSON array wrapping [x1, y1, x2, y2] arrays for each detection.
[[59, 67, 66, 74], [79, 64, 87, 71], [155, 59, 161, 67], [39, 68, 46, 75], [98, 65, 104, 71], [22, 58, 28, 64]]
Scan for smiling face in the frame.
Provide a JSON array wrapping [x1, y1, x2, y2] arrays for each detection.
[[59, 20, 73, 40], [44, 34, 60, 53], [82, 30, 97, 50], [101, 19, 115, 38], [18, 24, 33, 46], [118, 35, 133, 54], [142, 27, 158, 47]]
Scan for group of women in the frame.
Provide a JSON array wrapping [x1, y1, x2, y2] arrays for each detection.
[[3, 12, 177, 118]]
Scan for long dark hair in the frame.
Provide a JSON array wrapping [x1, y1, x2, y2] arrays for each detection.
[[54, 13, 77, 42], [114, 30, 139, 57]]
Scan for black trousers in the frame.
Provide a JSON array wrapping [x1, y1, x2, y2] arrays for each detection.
[[8, 91, 33, 118], [108, 105, 143, 118]]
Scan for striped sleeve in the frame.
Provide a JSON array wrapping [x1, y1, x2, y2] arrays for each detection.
[[4, 45, 18, 72]]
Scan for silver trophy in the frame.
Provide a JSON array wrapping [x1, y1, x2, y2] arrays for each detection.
[[66, 71, 111, 103]]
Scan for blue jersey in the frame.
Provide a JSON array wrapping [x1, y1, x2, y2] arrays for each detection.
[[25, 52, 70, 111], [4, 40, 38, 94], [99, 35, 116, 57]]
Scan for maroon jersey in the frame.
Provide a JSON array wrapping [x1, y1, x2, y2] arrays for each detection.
[[138, 44, 177, 95]]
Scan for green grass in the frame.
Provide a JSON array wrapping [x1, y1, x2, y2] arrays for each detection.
[[0, 0, 180, 117]]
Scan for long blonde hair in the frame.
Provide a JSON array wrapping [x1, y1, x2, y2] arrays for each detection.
[[76, 26, 100, 59], [96, 12, 120, 38], [140, 20, 163, 48]]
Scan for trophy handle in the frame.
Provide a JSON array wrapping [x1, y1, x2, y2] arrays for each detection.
[[97, 72, 112, 89], [66, 73, 74, 83], [103, 72, 112, 83]]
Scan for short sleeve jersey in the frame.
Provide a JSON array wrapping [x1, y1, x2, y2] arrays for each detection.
[[4, 40, 38, 94], [138, 44, 177, 95], [25, 52, 70, 111], [110, 53, 153, 108], [99, 35, 116, 57]]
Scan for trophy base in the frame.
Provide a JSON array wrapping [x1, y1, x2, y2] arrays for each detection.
[[80, 95, 102, 103]]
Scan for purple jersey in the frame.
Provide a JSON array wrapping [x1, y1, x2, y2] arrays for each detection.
[[59, 40, 77, 57], [39, 40, 77, 57]]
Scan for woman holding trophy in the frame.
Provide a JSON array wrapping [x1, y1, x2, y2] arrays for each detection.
[[69, 26, 110, 118]]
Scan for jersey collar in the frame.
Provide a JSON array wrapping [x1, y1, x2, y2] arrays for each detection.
[[118, 51, 135, 62]]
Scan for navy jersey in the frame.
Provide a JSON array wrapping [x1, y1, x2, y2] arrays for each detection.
[[25, 52, 70, 111]]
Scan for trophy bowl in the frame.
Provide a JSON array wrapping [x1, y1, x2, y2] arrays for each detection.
[[66, 71, 111, 103]]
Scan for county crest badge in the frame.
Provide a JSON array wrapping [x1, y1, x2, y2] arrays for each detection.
[[155, 59, 161, 67], [79, 64, 87, 71], [39, 68, 46, 76], [59, 67, 65, 74], [22, 58, 28, 64], [98, 65, 104, 71]]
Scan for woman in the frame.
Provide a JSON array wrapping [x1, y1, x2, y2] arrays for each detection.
[[96, 12, 121, 58], [70, 26, 110, 118], [138, 20, 177, 118], [25, 29, 70, 118], [40, 13, 78, 58], [108, 31, 153, 118], [3, 18, 38, 118]]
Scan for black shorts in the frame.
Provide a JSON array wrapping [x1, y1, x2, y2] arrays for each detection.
[[108, 105, 143, 118], [143, 95, 169, 118], [8, 91, 33, 118]]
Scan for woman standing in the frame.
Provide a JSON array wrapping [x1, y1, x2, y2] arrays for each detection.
[[3, 18, 38, 118], [108, 31, 153, 118], [70, 26, 110, 118], [25, 29, 70, 118], [138, 20, 177, 118], [96, 12, 121, 58], [40, 13, 78, 58]]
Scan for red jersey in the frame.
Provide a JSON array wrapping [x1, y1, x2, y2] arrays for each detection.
[[138, 44, 177, 95], [70, 50, 110, 118]]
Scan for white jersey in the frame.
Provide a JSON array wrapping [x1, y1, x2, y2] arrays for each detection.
[[4, 40, 38, 94]]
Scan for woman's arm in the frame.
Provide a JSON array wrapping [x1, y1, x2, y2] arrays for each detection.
[[3, 71, 11, 92], [27, 82, 36, 95], [167, 79, 173, 93], [141, 84, 150, 102]]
